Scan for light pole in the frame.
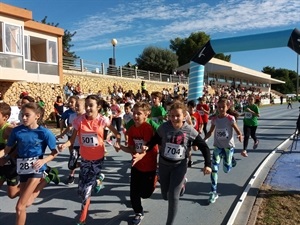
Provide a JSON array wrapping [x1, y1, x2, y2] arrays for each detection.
[[110, 38, 117, 66]]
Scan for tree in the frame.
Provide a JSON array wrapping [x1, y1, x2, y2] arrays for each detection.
[[262, 66, 296, 94], [170, 31, 231, 66], [136, 46, 178, 74], [41, 16, 78, 58]]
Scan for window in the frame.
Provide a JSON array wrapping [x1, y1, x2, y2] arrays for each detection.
[[5, 24, 22, 54], [47, 40, 57, 63]]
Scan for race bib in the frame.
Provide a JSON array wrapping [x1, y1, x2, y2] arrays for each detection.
[[17, 157, 40, 174], [81, 133, 99, 147], [152, 117, 159, 123], [215, 129, 228, 140], [134, 139, 145, 153], [245, 112, 252, 119], [199, 110, 204, 116], [163, 143, 185, 160]]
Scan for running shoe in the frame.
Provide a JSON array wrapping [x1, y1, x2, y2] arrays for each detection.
[[208, 191, 219, 204], [94, 173, 105, 193], [106, 140, 113, 146], [232, 156, 237, 168], [180, 177, 188, 197], [132, 212, 144, 225], [49, 167, 60, 185], [67, 175, 75, 185], [76, 221, 86, 225], [253, 140, 259, 149]]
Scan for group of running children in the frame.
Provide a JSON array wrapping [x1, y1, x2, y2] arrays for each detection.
[[0, 90, 260, 225]]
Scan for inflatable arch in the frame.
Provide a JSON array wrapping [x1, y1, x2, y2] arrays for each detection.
[[188, 28, 300, 101]]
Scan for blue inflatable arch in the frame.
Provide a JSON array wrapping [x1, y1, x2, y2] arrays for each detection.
[[188, 28, 300, 101]]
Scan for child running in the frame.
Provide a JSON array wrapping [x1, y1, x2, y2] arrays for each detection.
[[56, 98, 85, 184], [115, 101, 158, 225], [0, 102, 19, 199], [140, 101, 211, 225], [0, 102, 59, 225], [204, 97, 243, 204], [241, 94, 260, 157], [58, 94, 121, 225]]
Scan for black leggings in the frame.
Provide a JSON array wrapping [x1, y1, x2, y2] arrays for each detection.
[[243, 125, 258, 150], [112, 117, 122, 132]]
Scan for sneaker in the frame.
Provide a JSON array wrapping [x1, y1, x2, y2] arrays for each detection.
[[180, 177, 188, 197], [94, 173, 105, 193], [132, 212, 144, 225], [188, 160, 193, 168], [208, 191, 219, 204], [67, 175, 75, 185], [45, 167, 60, 185], [253, 140, 259, 149], [232, 156, 237, 168]]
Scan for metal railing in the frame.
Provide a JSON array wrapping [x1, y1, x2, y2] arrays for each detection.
[[63, 56, 188, 84]]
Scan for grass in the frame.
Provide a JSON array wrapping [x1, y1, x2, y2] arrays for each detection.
[[255, 188, 300, 225]]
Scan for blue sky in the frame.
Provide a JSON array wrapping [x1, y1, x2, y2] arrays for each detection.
[[3, 0, 300, 72]]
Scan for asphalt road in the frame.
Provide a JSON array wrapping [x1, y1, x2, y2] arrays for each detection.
[[0, 103, 298, 225]]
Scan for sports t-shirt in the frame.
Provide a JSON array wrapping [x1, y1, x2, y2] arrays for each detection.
[[190, 111, 203, 131], [7, 125, 57, 172], [156, 121, 198, 163], [61, 108, 76, 136], [211, 114, 236, 148], [196, 103, 209, 123], [243, 104, 259, 126], [0, 122, 10, 146], [151, 105, 167, 125], [73, 114, 110, 160], [127, 122, 158, 172]]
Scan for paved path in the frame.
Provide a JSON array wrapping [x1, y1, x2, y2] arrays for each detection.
[[0, 104, 299, 225]]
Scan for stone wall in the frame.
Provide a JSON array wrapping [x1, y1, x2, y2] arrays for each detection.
[[0, 71, 187, 120]]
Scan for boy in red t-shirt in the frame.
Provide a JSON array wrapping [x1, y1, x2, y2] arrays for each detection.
[[196, 97, 210, 138], [115, 102, 158, 225], [187, 100, 203, 167]]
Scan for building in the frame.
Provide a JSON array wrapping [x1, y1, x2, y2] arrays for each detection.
[[177, 57, 285, 93], [0, 2, 64, 84]]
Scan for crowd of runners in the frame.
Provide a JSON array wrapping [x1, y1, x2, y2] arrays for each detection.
[[0, 81, 261, 225]]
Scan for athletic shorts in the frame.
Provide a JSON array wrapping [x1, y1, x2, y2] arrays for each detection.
[[0, 160, 19, 186]]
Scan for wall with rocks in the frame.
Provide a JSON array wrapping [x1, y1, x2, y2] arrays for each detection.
[[0, 71, 187, 120]]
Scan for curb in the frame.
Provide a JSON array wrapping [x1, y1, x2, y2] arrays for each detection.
[[227, 133, 293, 225]]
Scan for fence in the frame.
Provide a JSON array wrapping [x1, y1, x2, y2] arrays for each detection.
[[63, 56, 188, 84]]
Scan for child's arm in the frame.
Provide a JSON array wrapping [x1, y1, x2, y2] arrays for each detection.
[[56, 124, 72, 139], [107, 124, 121, 145], [33, 148, 58, 171], [57, 129, 78, 152], [116, 144, 134, 154], [232, 122, 243, 142], [204, 124, 215, 140]]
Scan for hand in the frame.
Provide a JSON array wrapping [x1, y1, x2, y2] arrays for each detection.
[[33, 159, 45, 170], [238, 135, 243, 142], [56, 134, 63, 140], [57, 143, 67, 152], [202, 166, 212, 175], [132, 151, 146, 167]]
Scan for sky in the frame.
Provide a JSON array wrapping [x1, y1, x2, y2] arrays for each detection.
[[3, 0, 300, 72]]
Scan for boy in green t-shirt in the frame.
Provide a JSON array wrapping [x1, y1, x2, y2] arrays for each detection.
[[150, 91, 167, 125]]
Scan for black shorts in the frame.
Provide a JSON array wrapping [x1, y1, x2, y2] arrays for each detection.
[[0, 160, 19, 186], [19, 172, 44, 183], [68, 146, 80, 170]]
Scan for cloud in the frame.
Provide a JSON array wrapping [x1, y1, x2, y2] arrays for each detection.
[[72, 0, 300, 52]]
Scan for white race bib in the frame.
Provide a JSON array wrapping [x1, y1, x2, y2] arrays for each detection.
[[134, 139, 145, 153], [245, 112, 252, 119], [81, 133, 99, 147], [17, 157, 40, 174], [152, 117, 159, 123], [199, 110, 204, 116], [163, 143, 185, 160], [215, 128, 228, 140]]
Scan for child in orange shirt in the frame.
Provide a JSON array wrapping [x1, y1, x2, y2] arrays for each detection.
[[115, 102, 158, 225], [58, 95, 121, 225]]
